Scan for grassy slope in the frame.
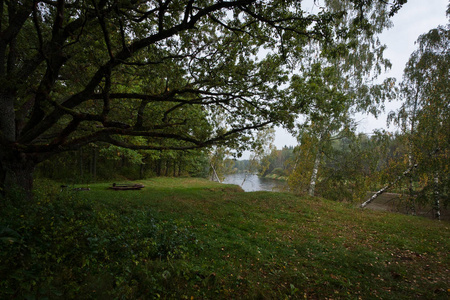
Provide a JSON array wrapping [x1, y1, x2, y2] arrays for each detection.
[[79, 178, 449, 299]]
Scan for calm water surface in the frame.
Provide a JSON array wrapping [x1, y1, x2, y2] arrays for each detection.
[[222, 173, 287, 192]]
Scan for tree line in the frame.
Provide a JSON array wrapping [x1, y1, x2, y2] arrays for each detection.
[[251, 22, 449, 218], [36, 144, 210, 182]]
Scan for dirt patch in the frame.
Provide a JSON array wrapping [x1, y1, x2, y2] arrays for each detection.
[[364, 192, 449, 221]]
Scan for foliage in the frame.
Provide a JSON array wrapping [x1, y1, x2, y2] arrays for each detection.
[[231, 159, 251, 173], [320, 133, 382, 202], [35, 144, 211, 182], [208, 146, 235, 181], [2, 178, 448, 299], [286, 130, 407, 202], [388, 24, 450, 214], [257, 146, 295, 177], [286, 30, 398, 197], [0, 0, 406, 194]]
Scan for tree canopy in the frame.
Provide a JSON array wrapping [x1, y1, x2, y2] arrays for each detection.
[[0, 0, 405, 194], [388, 24, 449, 218]]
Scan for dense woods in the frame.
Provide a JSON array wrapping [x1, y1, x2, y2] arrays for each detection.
[[244, 21, 449, 218], [36, 145, 210, 181]]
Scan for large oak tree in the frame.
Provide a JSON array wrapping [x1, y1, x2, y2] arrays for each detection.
[[0, 0, 404, 195]]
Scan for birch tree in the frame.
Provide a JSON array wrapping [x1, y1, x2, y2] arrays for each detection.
[[386, 24, 449, 218], [288, 60, 371, 198]]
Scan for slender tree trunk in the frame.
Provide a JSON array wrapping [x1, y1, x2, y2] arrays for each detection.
[[178, 160, 182, 177], [89, 150, 93, 178], [360, 163, 418, 208], [157, 159, 162, 176], [91, 148, 97, 182], [79, 148, 83, 178], [408, 152, 416, 215], [121, 154, 126, 168], [210, 163, 221, 183], [407, 87, 419, 215], [308, 149, 321, 197], [178, 154, 183, 177], [140, 163, 145, 179], [165, 160, 169, 176], [434, 172, 440, 220]]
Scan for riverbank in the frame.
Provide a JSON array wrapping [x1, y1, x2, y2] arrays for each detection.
[[223, 174, 448, 221], [262, 173, 288, 181], [1, 177, 448, 299]]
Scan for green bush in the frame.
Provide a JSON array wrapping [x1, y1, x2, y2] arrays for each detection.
[[0, 184, 197, 299]]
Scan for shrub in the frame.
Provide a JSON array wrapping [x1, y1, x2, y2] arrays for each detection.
[[0, 184, 197, 299]]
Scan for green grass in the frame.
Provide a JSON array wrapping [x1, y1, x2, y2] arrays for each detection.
[[1, 177, 449, 299]]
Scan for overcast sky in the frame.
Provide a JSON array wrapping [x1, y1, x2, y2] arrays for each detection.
[[272, 0, 449, 150]]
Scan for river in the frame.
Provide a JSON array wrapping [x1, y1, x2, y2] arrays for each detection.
[[222, 173, 287, 192]]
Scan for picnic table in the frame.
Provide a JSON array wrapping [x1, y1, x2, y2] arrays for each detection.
[[109, 183, 145, 190]]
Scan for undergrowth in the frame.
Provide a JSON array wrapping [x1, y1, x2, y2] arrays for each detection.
[[0, 179, 197, 299]]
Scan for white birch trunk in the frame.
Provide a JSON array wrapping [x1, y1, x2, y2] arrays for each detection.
[[360, 164, 418, 208], [407, 86, 419, 215], [241, 171, 248, 186], [308, 150, 321, 197], [408, 151, 416, 215], [210, 164, 221, 183], [434, 172, 440, 220]]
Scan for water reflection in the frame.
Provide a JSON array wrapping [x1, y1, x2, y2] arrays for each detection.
[[222, 173, 286, 192]]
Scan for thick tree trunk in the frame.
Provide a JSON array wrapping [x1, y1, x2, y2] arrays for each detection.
[[0, 154, 36, 199], [0, 91, 36, 198], [0, 92, 16, 142]]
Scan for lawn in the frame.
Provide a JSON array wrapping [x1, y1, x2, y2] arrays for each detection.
[[1, 177, 449, 299]]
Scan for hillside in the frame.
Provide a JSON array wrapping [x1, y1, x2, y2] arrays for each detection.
[[1, 178, 448, 299]]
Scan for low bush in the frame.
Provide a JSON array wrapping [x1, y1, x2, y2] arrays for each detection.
[[0, 181, 197, 299]]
